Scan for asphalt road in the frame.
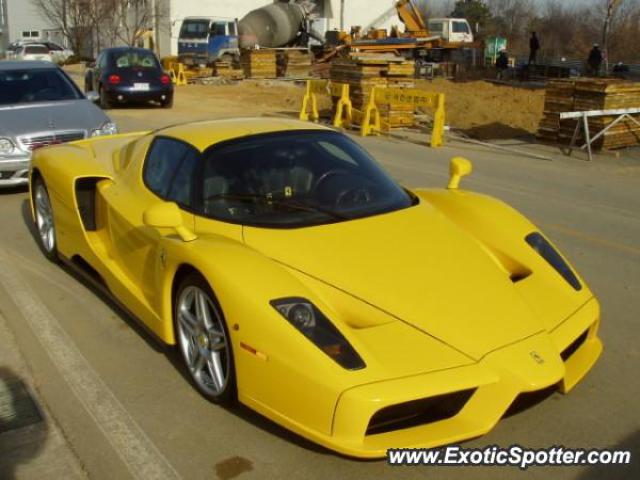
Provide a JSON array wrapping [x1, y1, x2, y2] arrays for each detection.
[[0, 98, 638, 479]]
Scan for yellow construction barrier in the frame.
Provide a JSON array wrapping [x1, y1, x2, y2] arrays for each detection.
[[299, 80, 353, 128], [354, 87, 445, 148], [300, 82, 445, 147], [330, 82, 353, 128], [169, 62, 188, 86], [299, 79, 327, 122], [361, 87, 446, 148]]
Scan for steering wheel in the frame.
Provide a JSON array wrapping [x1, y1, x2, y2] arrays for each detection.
[[312, 169, 351, 195], [335, 187, 373, 209]]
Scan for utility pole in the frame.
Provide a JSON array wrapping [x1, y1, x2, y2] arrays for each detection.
[[340, 0, 345, 31], [602, 0, 620, 74]]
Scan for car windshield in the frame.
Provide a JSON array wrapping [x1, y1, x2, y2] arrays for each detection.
[[200, 131, 415, 228], [0, 69, 82, 105], [24, 45, 49, 54], [180, 20, 210, 39], [112, 51, 159, 69]]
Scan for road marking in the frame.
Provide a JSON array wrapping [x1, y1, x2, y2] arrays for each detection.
[[0, 249, 181, 480], [540, 223, 640, 257]]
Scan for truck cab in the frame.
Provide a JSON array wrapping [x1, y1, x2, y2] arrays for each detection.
[[178, 17, 240, 66], [427, 18, 474, 44]]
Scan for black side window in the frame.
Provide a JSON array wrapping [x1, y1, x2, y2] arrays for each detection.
[[144, 137, 199, 207], [98, 53, 107, 69], [212, 22, 226, 36]]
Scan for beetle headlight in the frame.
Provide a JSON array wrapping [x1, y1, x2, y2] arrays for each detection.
[[0, 138, 15, 155], [271, 298, 366, 370], [526, 232, 582, 290], [91, 122, 118, 137]]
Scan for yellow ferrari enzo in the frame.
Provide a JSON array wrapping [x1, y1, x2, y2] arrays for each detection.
[[29, 118, 602, 458]]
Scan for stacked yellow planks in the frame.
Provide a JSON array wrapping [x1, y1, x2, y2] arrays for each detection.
[[330, 54, 416, 129], [240, 49, 276, 79], [276, 50, 312, 78], [536, 79, 577, 143], [537, 78, 640, 149], [213, 60, 244, 80]]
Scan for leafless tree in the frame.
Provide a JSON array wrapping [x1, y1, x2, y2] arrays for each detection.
[[32, 0, 94, 56], [109, 0, 151, 47], [33, 0, 170, 57]]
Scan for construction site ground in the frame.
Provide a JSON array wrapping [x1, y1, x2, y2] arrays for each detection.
[[0, 66, 638, 479], [64, 65, 549, 141]]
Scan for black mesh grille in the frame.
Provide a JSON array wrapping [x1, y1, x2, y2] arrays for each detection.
[[561, 329, 589, 362], [366, 389, 476, 436]]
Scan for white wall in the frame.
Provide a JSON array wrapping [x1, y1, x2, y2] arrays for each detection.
[[328, 0, 401, 32]]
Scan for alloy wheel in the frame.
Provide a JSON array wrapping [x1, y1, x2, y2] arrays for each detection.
[[176, 285, 230, 397]]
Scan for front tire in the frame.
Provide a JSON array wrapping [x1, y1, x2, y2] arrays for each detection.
[[32, 177, 59, 262], [174, 273, 236, 404]]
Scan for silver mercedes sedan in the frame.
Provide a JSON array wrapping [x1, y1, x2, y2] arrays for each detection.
[[0, 61, 117, 187]]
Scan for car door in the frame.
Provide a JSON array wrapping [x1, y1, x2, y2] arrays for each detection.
[[191, 143, 247, 242], [100, 136, 199, 311]]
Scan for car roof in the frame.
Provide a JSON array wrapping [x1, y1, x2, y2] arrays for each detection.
[[0, 61, 59, 71], [103, 47, 155, 55], [22, 43, 48, 48], [158, 118, 332, 151]]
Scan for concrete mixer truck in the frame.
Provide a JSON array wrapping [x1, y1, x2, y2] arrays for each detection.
[[178, 1, 323, 66]]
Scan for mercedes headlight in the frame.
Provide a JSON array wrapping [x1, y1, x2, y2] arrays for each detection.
[[526, 232, 582, 290], [271, 298, 366, 370], [91, 122, 118, 137], [0, 138, 15, 155]]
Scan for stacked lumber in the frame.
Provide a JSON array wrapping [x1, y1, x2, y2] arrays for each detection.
[[575, 79, 640, 149], [213, 60, 244, 80], [240, 50, 276, 79], [276, 50, 312, 78], [330, 54, 416, 129], [183, 67, 214, 83], [537, 78, 640, 149], [536, 79, 577, 143]]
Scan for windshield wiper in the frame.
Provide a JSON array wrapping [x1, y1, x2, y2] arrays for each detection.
[[206, 193, 348, 220]]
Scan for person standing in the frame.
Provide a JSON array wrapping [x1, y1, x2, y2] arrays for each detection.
[[496, 48, 509, 80], [587, 44, 603, 76], [529, 32, 540, 65]]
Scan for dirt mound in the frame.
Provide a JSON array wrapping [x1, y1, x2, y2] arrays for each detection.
[[417, 79, 545, 140]]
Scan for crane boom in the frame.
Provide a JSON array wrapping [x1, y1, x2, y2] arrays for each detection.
[[362, 5, 398, 32], [362, 0, 428, 35], [396, 0, 426, 32]]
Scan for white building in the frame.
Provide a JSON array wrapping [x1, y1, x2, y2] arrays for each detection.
[[156, 0, 401, 57], [0, 0, 66, 55]]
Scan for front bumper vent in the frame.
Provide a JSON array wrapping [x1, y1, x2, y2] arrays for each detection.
[[561, 329, 589, 362], [366, 388, 476, 436]]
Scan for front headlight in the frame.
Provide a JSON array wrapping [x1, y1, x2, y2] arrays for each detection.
[[0, 138, 15, 155], [91, 122, 118, 137], [271, 298, 366, 370], [526, 232, 582, 290]]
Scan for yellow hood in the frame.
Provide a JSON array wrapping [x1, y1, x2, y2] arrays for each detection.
[[244, 202, 543, 360]]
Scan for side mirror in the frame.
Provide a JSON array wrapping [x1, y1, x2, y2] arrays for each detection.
[[143, 202, 197, 242], [86, 91, 99, 104], [447, 156, 473, 190]]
